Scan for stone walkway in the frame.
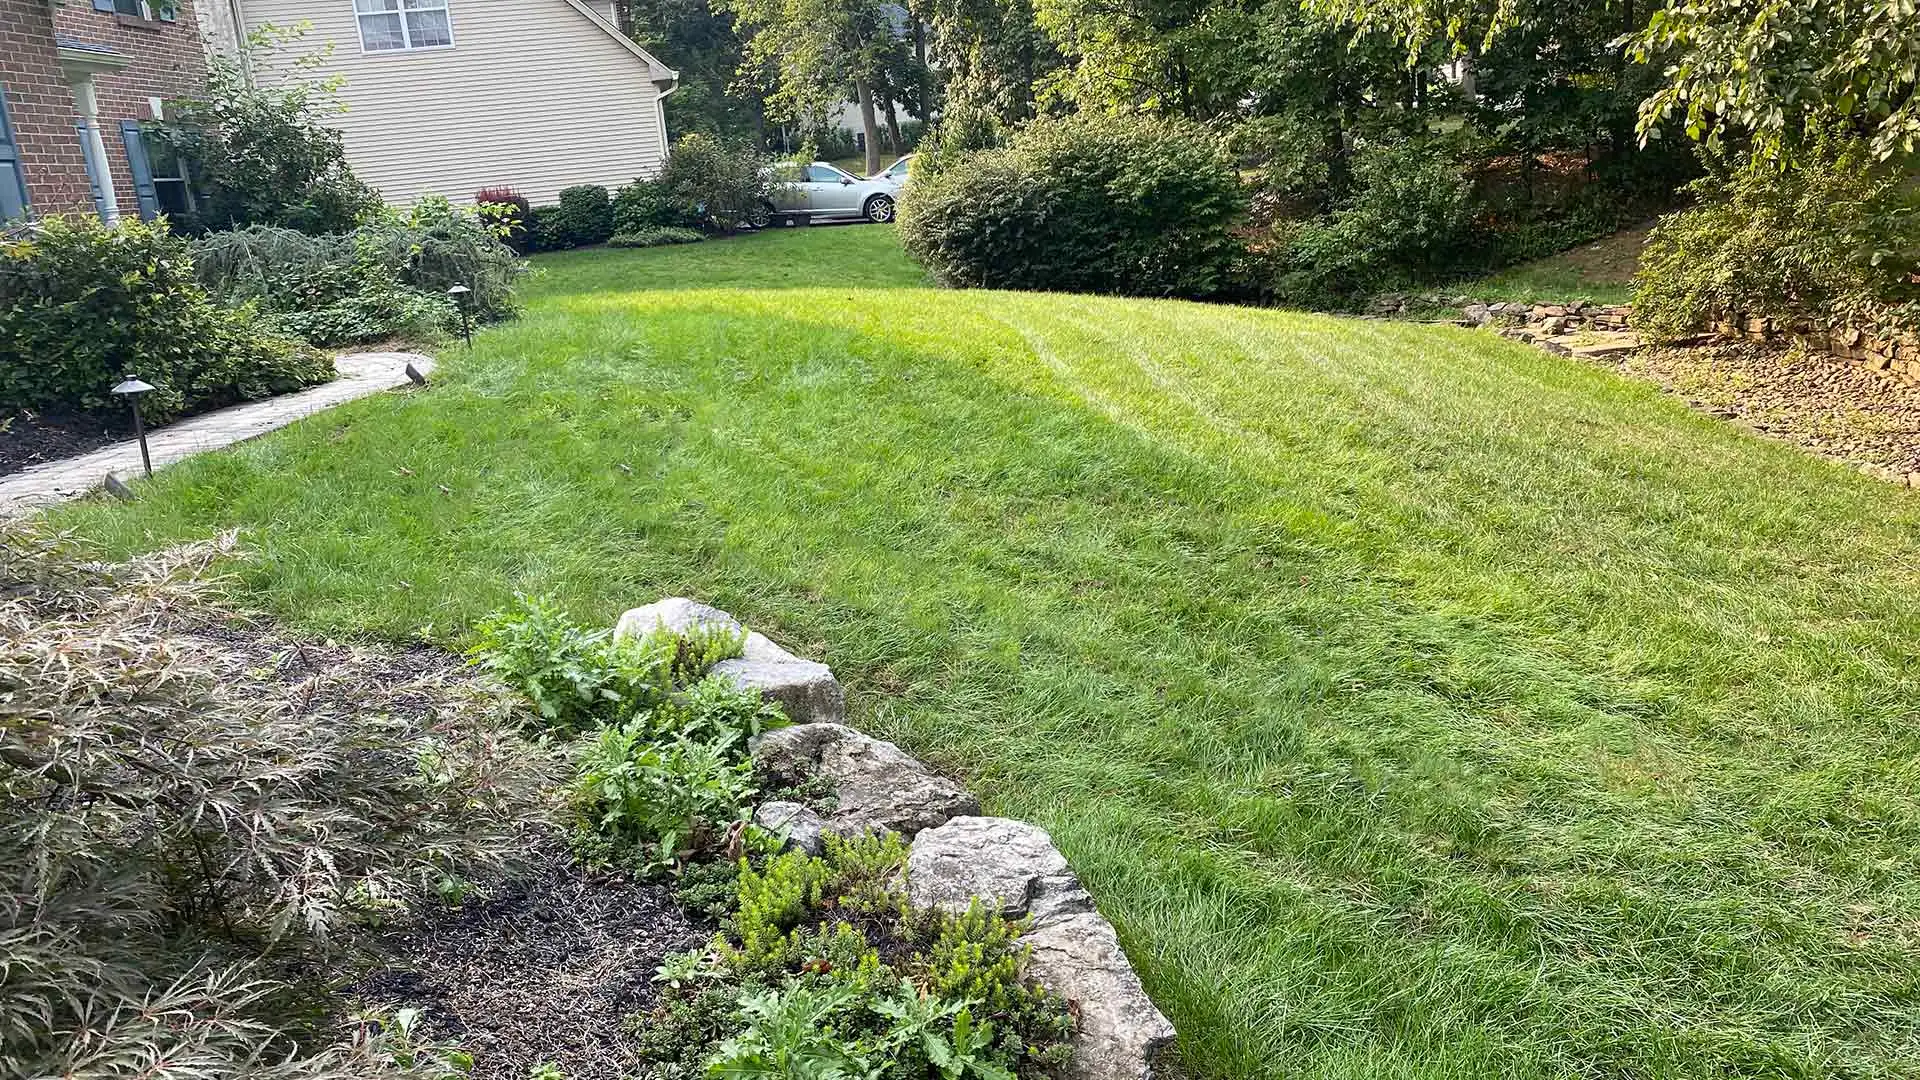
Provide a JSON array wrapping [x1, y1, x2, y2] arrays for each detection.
[[0, 352, 434, 517]]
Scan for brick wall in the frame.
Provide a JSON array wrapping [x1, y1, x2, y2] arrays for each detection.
[[0, 0, 206, 219], [1, 0, 94, 214], [52, 0, 207, 209]]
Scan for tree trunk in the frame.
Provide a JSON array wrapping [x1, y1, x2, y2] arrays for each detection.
[[883, 94, 904, 156], [856, 79, 882, 175]]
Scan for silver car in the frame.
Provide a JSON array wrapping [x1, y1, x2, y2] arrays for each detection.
[[763, 161, 898, 226]]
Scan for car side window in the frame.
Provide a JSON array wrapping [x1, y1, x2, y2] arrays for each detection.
[[805, 165, 844, 183]]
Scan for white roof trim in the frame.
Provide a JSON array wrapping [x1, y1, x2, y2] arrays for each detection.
[[558, 0, 678, 85]]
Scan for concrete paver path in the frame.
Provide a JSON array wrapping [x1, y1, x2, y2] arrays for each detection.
[[0, 352, 433, 518]]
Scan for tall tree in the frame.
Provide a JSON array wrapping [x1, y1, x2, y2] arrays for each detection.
[[621, 0, 768, 141], [914, 0, 1057, 123], [1305, 0, 1920, 166], [1626, 0, 1919, 165], [719, 0, 909, 172]]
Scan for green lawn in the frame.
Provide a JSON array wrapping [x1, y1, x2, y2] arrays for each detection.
[[51, 226, 1920, 1080], [1442, 226, 1650, 306]]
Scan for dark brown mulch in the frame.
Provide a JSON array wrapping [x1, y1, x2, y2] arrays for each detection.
[[0, 408, 127, 478], [351, 849, 705, 1080]]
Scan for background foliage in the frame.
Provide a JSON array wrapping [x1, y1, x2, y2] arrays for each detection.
[[162, 27, 381, 235]]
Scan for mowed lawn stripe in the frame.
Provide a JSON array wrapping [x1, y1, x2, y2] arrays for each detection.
[[50, 227, 1920, 1080]]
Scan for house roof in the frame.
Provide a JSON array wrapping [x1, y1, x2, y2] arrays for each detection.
[[557, 0, 677, 87]]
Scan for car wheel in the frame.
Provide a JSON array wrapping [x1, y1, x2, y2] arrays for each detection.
[[863, 195, 896, 223]]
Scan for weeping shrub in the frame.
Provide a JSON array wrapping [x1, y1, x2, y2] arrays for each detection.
[[191, 197, 521, 346], [0, 530, 555, 1079], [0, 215, 332, 423]]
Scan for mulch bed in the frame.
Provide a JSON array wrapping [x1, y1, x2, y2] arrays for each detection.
[[351, 849, 705, 1080], [0, 408, 127, 478], [1590, 339, 1920, 485]]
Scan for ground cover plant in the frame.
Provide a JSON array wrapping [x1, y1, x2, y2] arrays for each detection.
[[46, 226, 1920, 1080], [460, 597, 1074, 1078]]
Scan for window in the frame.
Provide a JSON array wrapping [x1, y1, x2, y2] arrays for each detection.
[[355, 0, 453, 52], [142, 130, 195, 218], [805, 165, 846, 183]]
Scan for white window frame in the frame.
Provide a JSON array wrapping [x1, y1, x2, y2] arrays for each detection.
[[353, 0, 456, 54]]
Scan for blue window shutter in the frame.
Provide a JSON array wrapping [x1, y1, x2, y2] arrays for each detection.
[[120, 121, 160, 220], [0, 89, 29, 222]]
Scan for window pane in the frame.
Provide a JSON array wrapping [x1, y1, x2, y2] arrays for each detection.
[[401, 0, 443, 10], [357, 11, 406, 48], [114, 0, 143, 16], [354, 0, 398, 12], [405, 8, 451, 45], [805, 165, 842, 182], [154, 179, 191, 218]]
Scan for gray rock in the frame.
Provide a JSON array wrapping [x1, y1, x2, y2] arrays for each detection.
[[1027, 914, 1177, 1080], [1463, 303, 1491, 325], [614, 599, 845, 724], [907, 816, 1093, 927], [908, 817, 1174, 1080], [751, 723, 977, 839], [753, 800, 825, 855], [713, 631, 846, 725], [614, 597, 742, 640]]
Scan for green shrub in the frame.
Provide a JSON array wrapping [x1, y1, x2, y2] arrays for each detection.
[[527, 204, 567, 251], [0, 215, 332, 423], [190, 198, 520, 347], [468, 594, 693, 733], [1272, 138, 1481, 307], [555, 185, 616, 247], [160, 26, 380, 234], [900, 113, 1245, 298], [656, 134, 774, 234], [613, 177, 695, 234], [609, 225, 706, 248], [1633, 139, 1920, 341]]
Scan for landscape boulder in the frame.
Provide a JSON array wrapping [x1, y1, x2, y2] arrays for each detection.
[[615, 597, 845, 724], [750, 723, 977, 839], [908, 817, 1175, 1080], [752, 800, 826, 856]]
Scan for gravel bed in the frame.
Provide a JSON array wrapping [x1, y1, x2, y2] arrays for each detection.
[[1598, 339, 1920, 484]]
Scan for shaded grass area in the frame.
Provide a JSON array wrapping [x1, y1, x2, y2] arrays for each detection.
[[1446, 226, 1650, 305], [50, 226, 1920, 1080]]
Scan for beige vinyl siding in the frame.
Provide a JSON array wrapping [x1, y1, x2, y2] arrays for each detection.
[[238, 0, 667, 205]]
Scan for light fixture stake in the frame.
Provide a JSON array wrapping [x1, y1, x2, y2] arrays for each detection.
[[448, 284, 473, 349], [110, 376, 156, 478]]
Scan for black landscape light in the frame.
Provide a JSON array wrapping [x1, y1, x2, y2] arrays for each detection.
[[110, 376, 155, 478], [448, 284, 473, 348]]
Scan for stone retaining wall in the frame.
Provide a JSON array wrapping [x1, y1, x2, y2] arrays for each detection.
[[1714, 314, 1920, 390], [615, 599, 1177, 1080]]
